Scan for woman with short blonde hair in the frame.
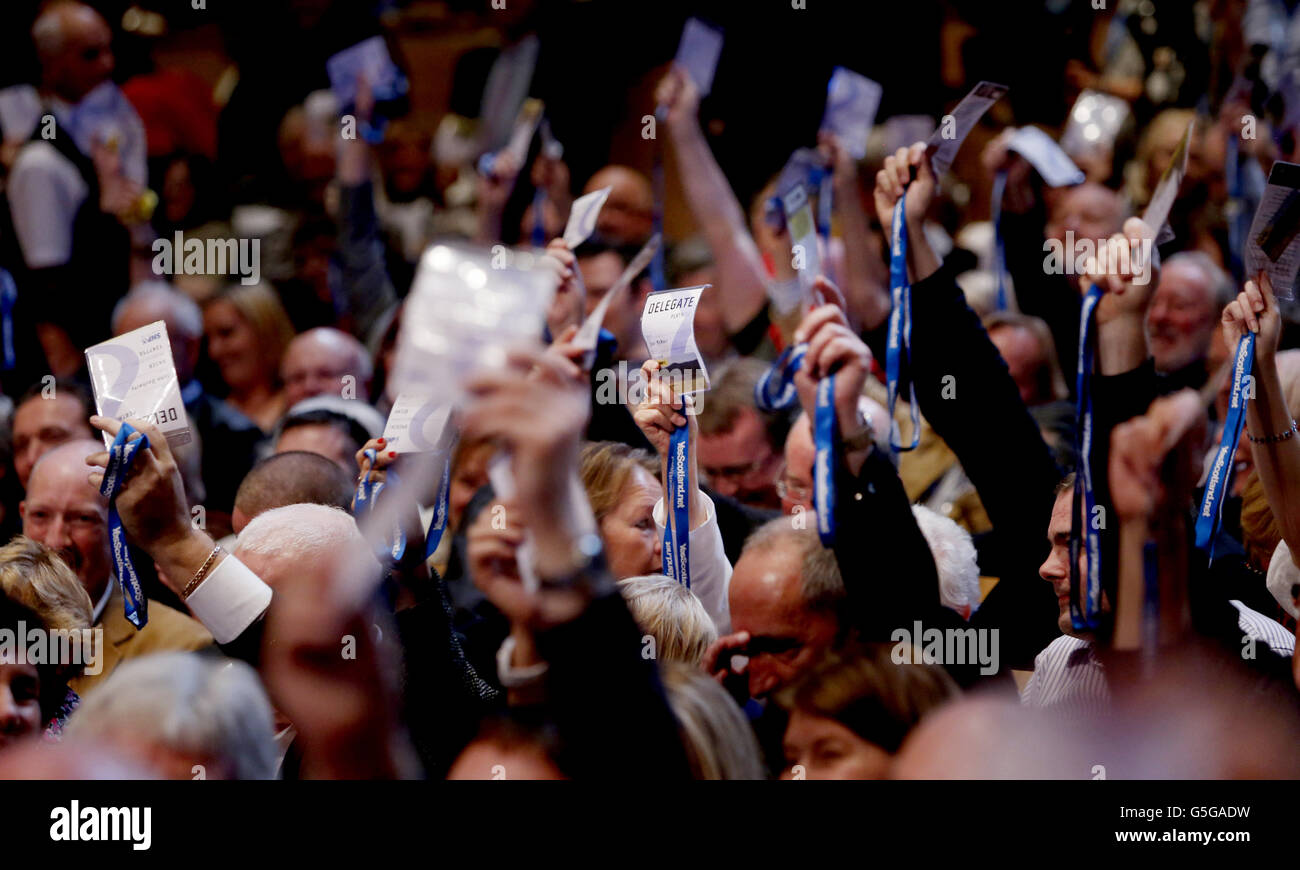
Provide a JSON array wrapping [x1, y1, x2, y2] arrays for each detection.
[[659, 661, 766, 780], [578, 441, 662, 580], [0, 536, 95, 737], [618, 574, 717, 666], [0, 535, 92, 636]]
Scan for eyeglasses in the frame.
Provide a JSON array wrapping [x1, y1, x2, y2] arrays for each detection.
[[703, 452, 776, 485]]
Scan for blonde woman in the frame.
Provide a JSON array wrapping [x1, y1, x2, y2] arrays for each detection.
[[0, 536, 95, 738], [203, 283, 296, 431], [618, 574, 717, 666], [659, 661, 766, 780]]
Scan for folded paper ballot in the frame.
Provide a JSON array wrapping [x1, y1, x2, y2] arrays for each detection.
[[822, 67, 883, 160], [479, 34, 540, 154], [85, 321, 192, 449], [1005, 125, 1085, 188], [563, 187, 612, 249], [1141, 119, 1194, 247], [326, 35, 407, 110], [1246, 161, 1300, 301], [675, 17, 724, 98], [927, 80, 1008, 179], [382, 396, 454, 455], [641, 284, 711, 395], [388, 243, 557, 408]]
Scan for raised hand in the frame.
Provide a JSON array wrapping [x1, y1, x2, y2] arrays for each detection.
[[873, 142, 935, 233], [791, 277, 873, 448], [654, 64, 701, 130], [1083, 216, 1160, 325], [633, 359, 694, 457], [1221, 274, 1281, 365], [460, 347, 595, 581], [543, 239, 583, 338]]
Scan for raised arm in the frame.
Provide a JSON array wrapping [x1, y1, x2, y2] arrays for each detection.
[[459, 346, 693, 778], [1222, 275, 1300, 557], [820, 131, 890, 332], [656, 66, 768, 334], [335, 80, 399, 341]]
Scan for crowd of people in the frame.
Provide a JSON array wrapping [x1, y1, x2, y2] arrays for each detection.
[[1, 0, 1299, 780]]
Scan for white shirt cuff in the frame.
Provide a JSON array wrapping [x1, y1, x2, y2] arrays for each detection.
[[184, 554, 273, 644], [1267, 539, 1300, 621], [496, 635, 548, 688]]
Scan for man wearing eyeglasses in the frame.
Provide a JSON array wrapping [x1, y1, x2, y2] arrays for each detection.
[[696, 358, 793, 511]]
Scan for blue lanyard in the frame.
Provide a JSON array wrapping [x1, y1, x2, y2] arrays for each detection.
[[0, 269, 15, 370], [651, 147, 666, 293], [813, 376, 838, 546], [356, 448, 405, 564], [662, 423, 691, 588], [814, 165, 833, 248], [885, 195, 920, 452], [753, 344, 838, 547], [531, 188, 547, 247], [424, 454, 452, 560], [99, 423, 149, 629], [991, 169, 1008, 311], [1195, 332, 1254, 557], [1069, 284, 1104, 630]]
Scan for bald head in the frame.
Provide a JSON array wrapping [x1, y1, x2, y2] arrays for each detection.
[[113, 283, 204, 383], [727, 522, 844, 699], [584, 165, 654, 245], [781, 414, 815, 515], [281, 328, 372, 408], [21, 440, 111, 600], [33, 2, 113, 103], [233, 503, 379, 596], [232, 451, 354, 534], [1047, 182, 1124, 250]]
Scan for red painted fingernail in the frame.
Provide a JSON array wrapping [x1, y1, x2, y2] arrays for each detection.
[[388, 451, 397, 458], [377, 438, 385, 445]]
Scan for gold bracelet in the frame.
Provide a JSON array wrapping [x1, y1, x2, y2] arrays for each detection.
[[181, 545, 224, 600]]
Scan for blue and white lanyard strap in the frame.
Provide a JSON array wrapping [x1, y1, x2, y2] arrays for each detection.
[[885, 194, 921, 452], [813, 165, 833, 248], [1195, 331, 1254, 558], [530, 188, 547, 248], [753, 344, 838, 547], [99, 423, 149, 628], [650, 117, 667, 293], [1069, 284, 1104, 631], [991, 169, 1009, 311], [0, 269, 16, 370], [356, 448, 406, 564], [662, 421, 691, 588], [424, 453, 452, 560]]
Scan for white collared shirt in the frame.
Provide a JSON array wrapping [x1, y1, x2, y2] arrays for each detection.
[[652, 493, 732, 635]]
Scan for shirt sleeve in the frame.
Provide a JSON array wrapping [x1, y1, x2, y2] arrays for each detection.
[[653, 493, 733, 635], [1266, 539, 1300, 621], [183, 554, 273, 644], [7, 143, 86, 269]]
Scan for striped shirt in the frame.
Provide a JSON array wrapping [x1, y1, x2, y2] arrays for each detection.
[[1020, 601, 1292, 714]]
